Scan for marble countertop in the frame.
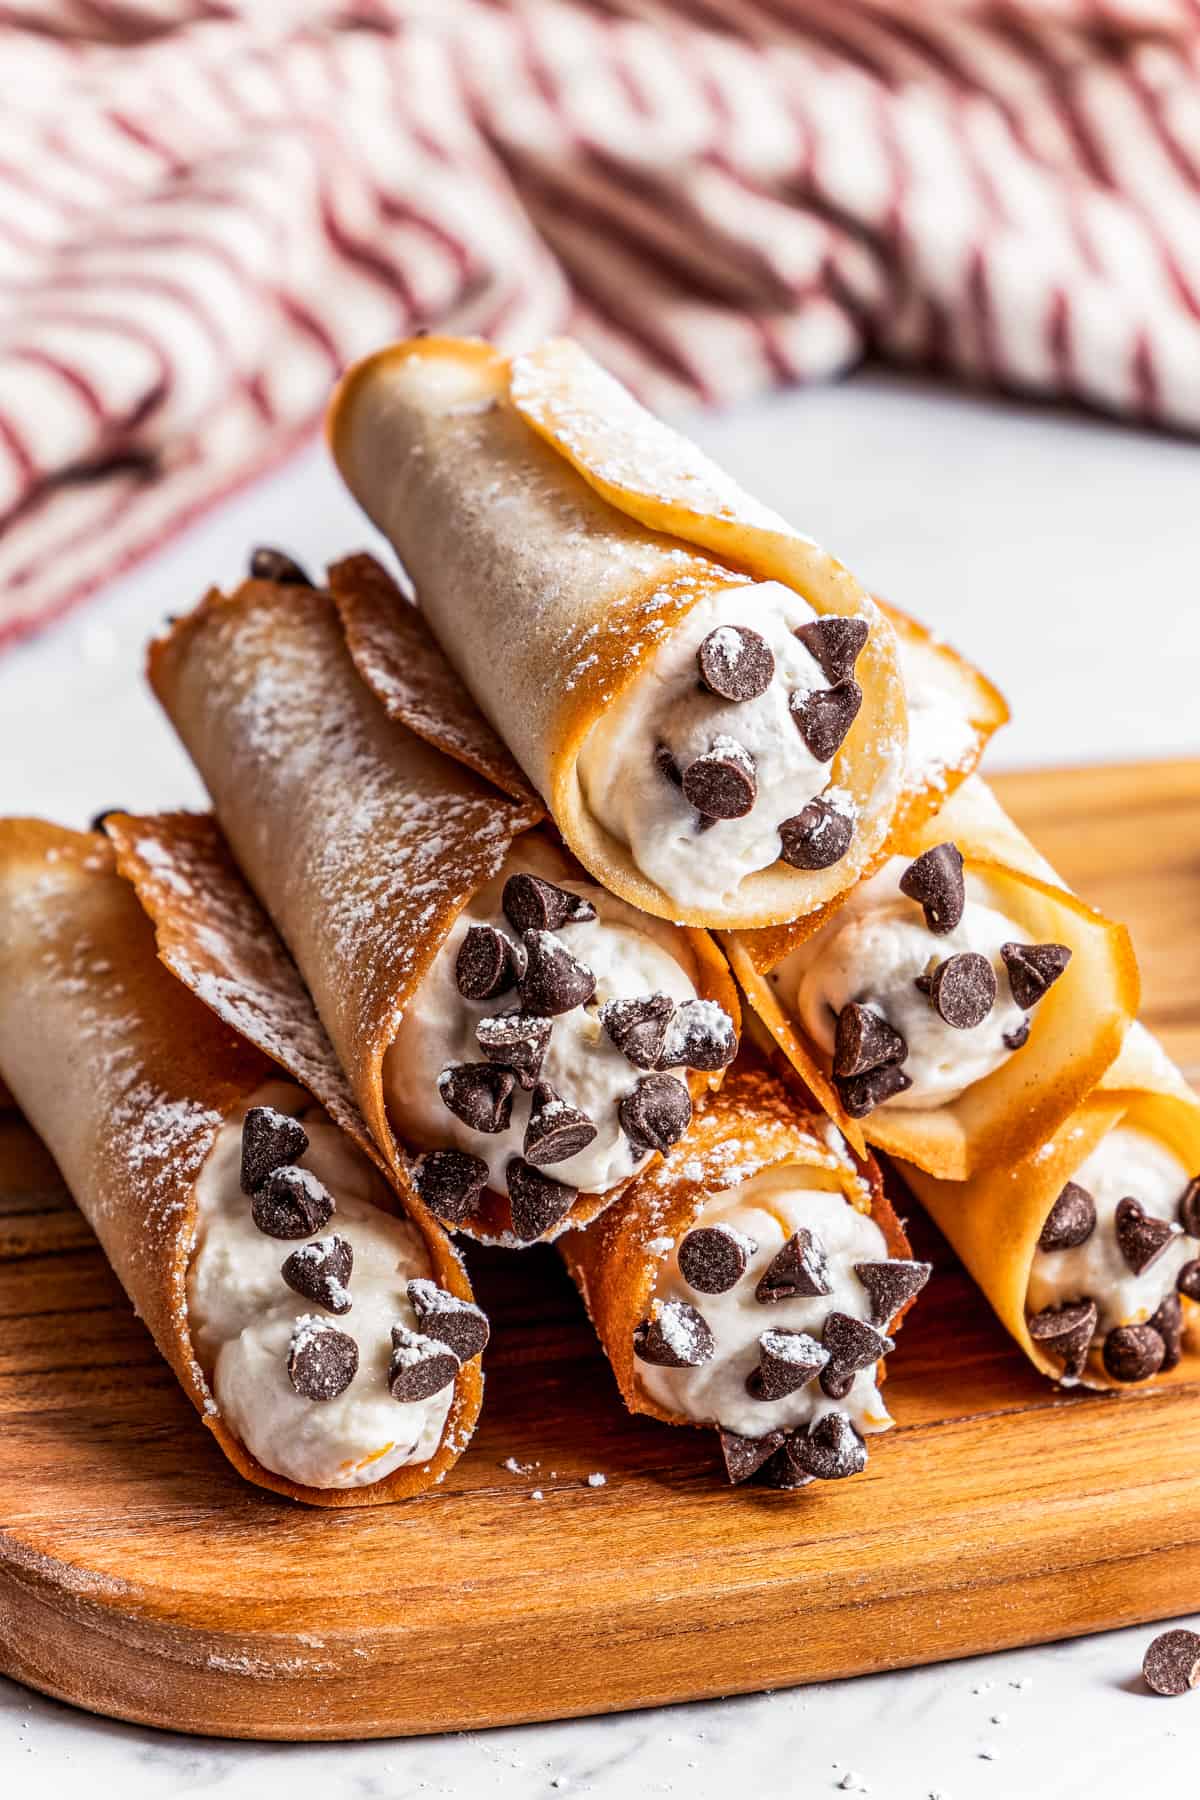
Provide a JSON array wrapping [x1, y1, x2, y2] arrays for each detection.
[[2, 370, 1198, 1796]]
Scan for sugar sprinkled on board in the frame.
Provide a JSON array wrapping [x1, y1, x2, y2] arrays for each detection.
[[585, 1472, 606, 1488]]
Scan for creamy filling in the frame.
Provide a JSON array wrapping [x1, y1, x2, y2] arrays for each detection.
[[188, 1080, 453, 1489], [577, 582, 863, 911]]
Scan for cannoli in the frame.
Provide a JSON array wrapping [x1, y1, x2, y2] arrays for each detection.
[[145, 572, 740, 1245], [899, 1025, 1200, 1390], [327, 334, 909, 929], [560, 1062, 927, 1489], [728, 775, 1138, 1179], [0, 819, 485, 1505]]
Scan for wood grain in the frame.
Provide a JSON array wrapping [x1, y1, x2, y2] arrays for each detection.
[[1, 760, 1199, 1741]]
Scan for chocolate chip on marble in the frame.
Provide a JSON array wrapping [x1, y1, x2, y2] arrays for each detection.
[[632, 1299, 715, 1368], [681, 739, 758, 820], [778, 798, 855, 870], [1000, 941, 1072, 1010], [835, 1062, 914, 1119], [287, 1316, 358, 1401], [822, 1311, 894, 1384], [502, 872, 595, 934], [519, 930, 597, 1016], [251, 1164, 335, 1240], [658, 999, 738, 1073], [1003, 1017, 1032, 1052], [788, 1411, 868, 1482], [412, 1148, 489, 1224], [618, 1073, 692, 1156], [249, 545, 313, 587], [437, 1062, 515, 1134], [388, 1325, 460, 1403], [1102, 1322, 1165, 1384], [833, 1002, 907, 1080], [925, 952, 997, 1029], [475, 1011, 552, 1090], [1115, 1196, 1179, 1276], [853, 1259, 933, 1329], [718, 1427, 786, 1486], [240, 1105, 309, 1195], [697, 624, 775, 701], [1149, 1292, 1184, 1372], [654, 744, 684, 788], [1026, 1298, 1098, 1379], [506, 1157, 577, 1241], [1178, 1259, 1200, 1302], [790, 680, 863, 763], [795, 616, 869, 686], [899, 842, 965, 935], [1179, 1176, 1200, 1239], [747, 1329, 830, 1402], [1143, 1629, 1200, 1697], [678, 1225, 753, 1295], [755, 1229, 832, 1303], [455, 925, 518, 1001], [601, 993, 675, 1069], [407, 1278, 490, 1363], [1037, 1181, 1097, 1253], [523, 1081, 597, 1167], [281, 1234, 354, 1315]]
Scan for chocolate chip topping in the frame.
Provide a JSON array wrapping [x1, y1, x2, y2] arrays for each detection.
[[281, 1233, 354, 1315], [835, 1062, 914, 1118], [618, 1073, 692, 1155], [718, 1427, 785, 1486], [681, 739, 758, 819], [1000, 941, 1072, 1009], [519, 930, 597, 1016], [899, 842, 965, 935], [654, 743, 684, 788], [1102, 1322, 1165, 1384], [249, 545, 314, 587], [1115, 1196, 1179, 1276], [795, 616, 869, 685], [502, 872, 595, 934], [1038, 1181, 1098, 1252], [407, 1278, 490, 1363], [412, 1148, 489, 1224], [658, 999, 738, 1073], [790, 680, 863, 763], [821, 1311, 894, 1384], [833, 1001, 907, 1079], [523, 1081, 597, 1167], [1143, 1628, 1200, 1697], [747, 1329, 830, 1401], [1003, 1017, 1032, 1052], [678, 1225, 752, 1295], [755, 1229, 832, 1303], [755, 1442, 816, 1490], [251, 1164, 336, 1240], [437, 1062, 516, 1134], [1179, 1175, 1200, 1238], [789, 1411, 868, 1482], [924, 952, 997, 1029], [601, 993, 675, 1069], [697, 624, 775, 701], [1178, 1259, 1200, 1302], [239, 1105, 309, 1195], [1026, 1298, 1098, 1379], [506, 1157, 577, 1241], [632, 1298, 715, 1368], [778, 797, 855, 870], [287, 1317, 358, 1402], [475, 1011, 552, 1090], [1149, 1292, 1183, 1372], [387, 1325, 460, 1403], [853, 1258, 932, 1328], [455, 924, 518, 1001]]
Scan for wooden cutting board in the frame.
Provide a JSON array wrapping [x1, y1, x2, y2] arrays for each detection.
[[2, 760, 1199, 1741]]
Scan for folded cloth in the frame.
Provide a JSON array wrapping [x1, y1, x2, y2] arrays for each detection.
[[3, 0, 1200, 647]]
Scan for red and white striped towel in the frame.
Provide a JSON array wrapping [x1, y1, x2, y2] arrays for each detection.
[[2, 0, 1199, 649]]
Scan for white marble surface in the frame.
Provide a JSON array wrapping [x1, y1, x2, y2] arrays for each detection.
[[1, 370, 1198, 1791]]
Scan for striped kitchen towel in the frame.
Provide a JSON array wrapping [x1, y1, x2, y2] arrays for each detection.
[[2, 0, 1199, 648]]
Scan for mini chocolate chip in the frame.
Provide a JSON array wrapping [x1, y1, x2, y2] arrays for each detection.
[[240, 1105, 309, 1194], [1103, 1322, 1165, 1384], [407, 1278, 490, 1362], [1027, 1298, 1098, 1379], [658, 999, 738, 1073], [755, 1229, 832, 1303], [388, 1325, 460, 1402], [475, 1011, 552, 1089], [502, 872, 595, 934], [249, 545, 314, 587], [678, 1225, 752, 1295], [835, 1062, 914, 1118], [1149, 1292, 1183, 1372], [755, 1442, 815, 1490], [1143, 1629, 1200, 1697], [790, 680, 863, 763], [795, 616, 869, 685], [818, 1365, 856, 1401], [523, 1081, 597, 1167], [1178, 1259, 1200, 1302], [822, 1310, 894, 1380], [697, 625, 775, 702], [926, 952, 997, 1029], [654, 744, 683, 788], [681, 740, 757, 819], [506, 1157, 577, 1241], [1000, 941, 1072, 1009], [281, 1234, 354, 1315], [1115, 1196, 1179, 1276], [1003, 1017, 1031, 1051], [287, 1317, 358, 1401], [718, 1427, 785, 1486], [455, 925, 518, 1001], [1179, 1176, 1200, 1238], [899, 842, 965, 935], [1038, 1181, 1097, 1252], [601, 993, 675, 1069], [788, 1411, 868, 1482], [853, 1259, 933, 1329], [833, 1002, 907, 1079], [778, 797, 855, 870], [251, 1164, 335, 1240], [747, 1329, 830, 1401], [412, 1148, 489, 1224], [632, 1299, 715, 1368], [437, 1062, 515, 1134], [519, 930, 597, 1016], [618, 1073, 692, 1155]]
